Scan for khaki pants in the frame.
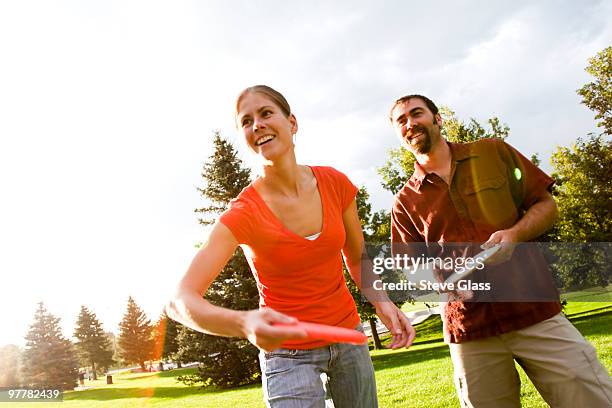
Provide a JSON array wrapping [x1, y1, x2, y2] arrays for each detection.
[[449, 313, 612, 408]]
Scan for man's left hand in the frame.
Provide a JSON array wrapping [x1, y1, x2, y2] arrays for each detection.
[[482, 229, 518, 264]]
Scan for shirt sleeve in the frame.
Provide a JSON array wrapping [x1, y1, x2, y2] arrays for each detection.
[[218, 198, 253, 244], [496, 140, 555, 211], [391, 196, 428, 259], [391, 201, 418, 244], [326, 166, 358, 211]]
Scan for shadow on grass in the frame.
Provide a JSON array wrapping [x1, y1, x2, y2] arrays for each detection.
[[64, 383, 262, 401], [371, 344, 450, 372], [570, 310, 612, 337], [412, 337, 445, 347], [567, 305, 612, 320]]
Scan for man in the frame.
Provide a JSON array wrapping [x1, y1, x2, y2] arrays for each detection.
[[388, 94, 612, 407]]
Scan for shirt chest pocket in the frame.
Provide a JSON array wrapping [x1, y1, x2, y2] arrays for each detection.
[[460, 175, 518, 229], [463, 176, 506, 195]]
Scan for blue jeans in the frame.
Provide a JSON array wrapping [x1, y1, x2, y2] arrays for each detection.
[[259, 326, 378, 408]]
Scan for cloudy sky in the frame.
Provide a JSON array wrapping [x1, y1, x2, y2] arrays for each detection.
[[1, 0, 610, 347]]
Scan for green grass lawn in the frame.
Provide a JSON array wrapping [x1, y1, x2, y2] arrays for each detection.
[[373, 301, 612, 408], [400, 301, 436, 314], [12, 300, 611, 408]]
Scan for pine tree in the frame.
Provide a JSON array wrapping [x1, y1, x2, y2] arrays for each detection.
[[105, 332, 120, 366], [175, 325, 259, 388], [175, 131, 260, 388], [346, 187, 409, 349], [73, 306, 115, 379], [20, 303, 78, 390], [162, 316, 180, 364], [117, 297, 154, 371], [152, 312, 182, 368], [195, 130, 251, 226]]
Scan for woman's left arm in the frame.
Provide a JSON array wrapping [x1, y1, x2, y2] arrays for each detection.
[[341, 200, 416, 349]]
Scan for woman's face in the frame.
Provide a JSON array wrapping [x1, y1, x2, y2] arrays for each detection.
[[236, 92, 297, 161]]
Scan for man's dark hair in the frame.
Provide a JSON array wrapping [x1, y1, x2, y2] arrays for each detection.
[[389, 94, 439, 122]]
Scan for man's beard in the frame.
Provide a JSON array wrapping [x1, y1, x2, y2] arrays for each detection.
[[408, 125, 432, 154]]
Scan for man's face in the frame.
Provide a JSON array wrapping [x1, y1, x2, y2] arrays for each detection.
[[391, 98, 442, 155]]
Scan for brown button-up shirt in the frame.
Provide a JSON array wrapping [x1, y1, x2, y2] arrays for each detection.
[[391, 139, 561, 343]]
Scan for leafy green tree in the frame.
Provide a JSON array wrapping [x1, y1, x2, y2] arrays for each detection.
[[441, 107, 509, 143], [547, 47, 612, 289], [117, 297, 154, 371], [549, 135, 611, 288], [378, 146, 415, 195], [0, 345, 22, 387], [73, 306, 114, 379], [21, 303, 78, 390], [577, 46, 612, 135], [550, 135, 611, 242], [378, 107, 509, 194], [175, 131, 260, 388]]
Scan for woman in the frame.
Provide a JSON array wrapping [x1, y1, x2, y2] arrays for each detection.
[[167, 85, 415, 407]]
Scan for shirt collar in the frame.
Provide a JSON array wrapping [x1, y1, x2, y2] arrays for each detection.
[[409, 141, 479, 189]]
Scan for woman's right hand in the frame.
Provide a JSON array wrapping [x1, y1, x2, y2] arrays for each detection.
[[241, 308, 308, 352]]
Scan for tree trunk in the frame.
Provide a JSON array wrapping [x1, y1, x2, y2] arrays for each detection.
[[91, 361, 97, 380], [177, 361, 182, 368], [369, 318, 382, 349], [140, 361, 146, 372]]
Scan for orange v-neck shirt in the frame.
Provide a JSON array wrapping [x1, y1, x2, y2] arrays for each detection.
[[219, 166, 360, 349]]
